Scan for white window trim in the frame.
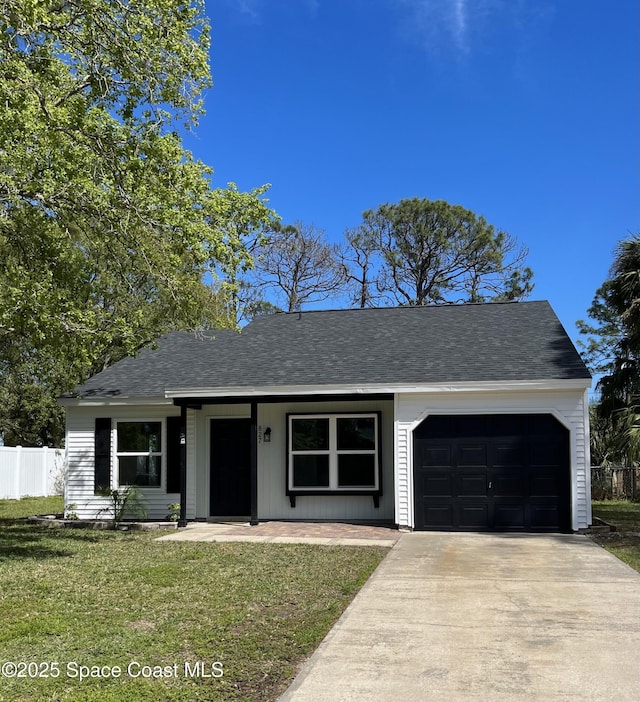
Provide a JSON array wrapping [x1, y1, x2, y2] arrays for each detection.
[[114, 419, 165, 489], [288, 413, 380, 491]]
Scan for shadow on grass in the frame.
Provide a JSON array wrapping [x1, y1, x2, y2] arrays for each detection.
[[0, 518, 106, 561]]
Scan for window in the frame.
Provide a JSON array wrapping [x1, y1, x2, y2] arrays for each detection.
[[288, 414, 380, 491], [116, 421, 162, 487]]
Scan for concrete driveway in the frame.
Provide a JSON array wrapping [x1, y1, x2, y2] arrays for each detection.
[[278, 533, 640, 702]]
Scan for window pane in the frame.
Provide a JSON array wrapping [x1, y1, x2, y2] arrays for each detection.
[[337, 417, 375, 450], [117, 422, 162, 453], [292, 418, 329, 451], [118, 456, 139, 485], [293, 455, 329, 487], [119, 455, 161, 487], [338, 454, 376, 487]]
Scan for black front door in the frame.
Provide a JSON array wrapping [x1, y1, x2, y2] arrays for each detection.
[[210, 418, 252, 517]]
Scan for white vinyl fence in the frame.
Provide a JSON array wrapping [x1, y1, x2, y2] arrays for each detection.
[[0, 446, 65, 499]]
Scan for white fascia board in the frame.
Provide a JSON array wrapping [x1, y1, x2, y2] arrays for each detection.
[[58, 396, 172, 407], [165, 378, 591, 399], [165, 384, 386, 398], [389, 379, 592, 394]]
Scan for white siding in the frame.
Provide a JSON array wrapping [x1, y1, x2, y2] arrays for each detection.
[[395, 390, 590, 531], [256, 399, 394, 522], [66, 387, 590, 530], [66, 400, 395, 523], [65, 404, 183, 520], [65, 406, 97, 519]]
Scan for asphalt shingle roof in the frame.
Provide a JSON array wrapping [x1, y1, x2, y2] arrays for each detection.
[[70, 301, 591, 399]]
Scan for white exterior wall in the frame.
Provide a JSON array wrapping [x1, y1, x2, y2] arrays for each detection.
[[65, 403, 184, 520], [65, 386, 590, 529], [65, 399, 394, 522], [395, 389, 591, 531], [256, 399, 394, 522]]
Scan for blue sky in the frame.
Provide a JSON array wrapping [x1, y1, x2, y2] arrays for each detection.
[[183, 0, 639, 350]]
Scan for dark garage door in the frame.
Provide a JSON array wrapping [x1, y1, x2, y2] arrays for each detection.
[[413, 414, 571, 532]]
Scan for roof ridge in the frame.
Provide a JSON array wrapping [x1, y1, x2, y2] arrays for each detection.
[[270, 300, 548, 317]]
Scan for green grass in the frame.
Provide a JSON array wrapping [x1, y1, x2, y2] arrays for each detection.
[[0, 497, 388, 701], [0, 495, 64, 519], [591, 500, 640, 573]]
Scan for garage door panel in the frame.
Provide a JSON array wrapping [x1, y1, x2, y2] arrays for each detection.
[[529, 438, 566, 467], [451, 415, 486, 437], [413, 414, 570, 532], [458, 472, 487, 496], [492, 472, 526, 497], [530, 503, 562, 528], [486, 415, 524, 437], [458, 444, 487, 466], [458, 502, 490, 528], [422, 473, 454, 497], [493, 503, 525, 529], [492, 441, 525, 467], [423, 503, 454, 528], [530, 471, 563, 496], [529, 415, 563, 433], [418, 445, 452, 468]]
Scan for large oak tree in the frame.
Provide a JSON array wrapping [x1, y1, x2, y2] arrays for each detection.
[[0, 1, 275, 445]]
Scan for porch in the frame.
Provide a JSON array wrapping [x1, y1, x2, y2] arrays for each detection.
[[156, 520, 401, 547]]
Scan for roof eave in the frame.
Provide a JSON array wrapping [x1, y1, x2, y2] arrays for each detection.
[[165, 378, 592, 400], [58, 378, 592, 406], [58, 395, 172, 407]]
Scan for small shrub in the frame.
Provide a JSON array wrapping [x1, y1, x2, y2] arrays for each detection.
[[166, 502, 180, 521], [64, 503, 79, 520], [96, 486, 147, 528]]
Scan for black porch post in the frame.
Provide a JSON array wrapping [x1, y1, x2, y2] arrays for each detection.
[[178, 403, 188, 528], [250, 401, 258, 525]]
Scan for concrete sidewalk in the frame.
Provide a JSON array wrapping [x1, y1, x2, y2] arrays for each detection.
[[278, 533, 640, 702]]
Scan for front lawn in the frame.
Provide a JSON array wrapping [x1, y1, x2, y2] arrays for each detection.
[[0, 495, 64, 520], [591, 500, 640, 573], [0, 497, 388, 701]]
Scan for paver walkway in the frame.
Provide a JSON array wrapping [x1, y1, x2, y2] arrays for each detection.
[[156, 521, 401, 547]]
